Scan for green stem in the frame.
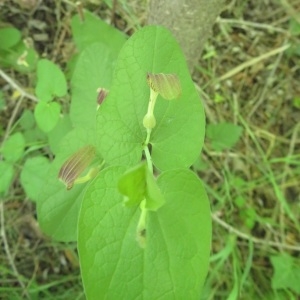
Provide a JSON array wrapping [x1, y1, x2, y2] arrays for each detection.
[[74, 167, 99, 184], [145, 128, 152, 145], [137, 89, 159, 248], [148, 88, 158, 114], [143, 90, 158, 139], [143, 144, 153, 174], [74, 160, 105, 185], [136, 199, 147, 248]]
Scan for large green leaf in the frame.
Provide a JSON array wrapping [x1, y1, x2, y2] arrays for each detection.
[[271, 254, 300, 294], [47, 114, 73, 154], [23, 125, 47, 145], [71, 10, 126, 54], [0, 161, 14, 196], [36, 128, 99, 241], [19, 109, 36, 130], [97, 26, 205, 170], [70, 43, 115, 129], [78, 167, 211, 299], [20, 156, 51, 202], [1, 132, 25, 163], [0, 27, 21, 50], [118, 162, 165, 210], [36, 12, 126, 241]]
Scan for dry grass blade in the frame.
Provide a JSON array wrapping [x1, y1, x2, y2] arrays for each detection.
[[217, 43, 290, 82]]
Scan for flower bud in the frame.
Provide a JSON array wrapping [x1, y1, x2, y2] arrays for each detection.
[[143, 113, 156, 129], [96, 88, 109, 105]]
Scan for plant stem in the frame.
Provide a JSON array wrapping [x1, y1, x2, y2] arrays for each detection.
[[143, 144, 153, 174], [136, 199, 147, 248], [143, 90, 158, 137], [148, 89, 157, 115], [138, 89, 159, 248], [143, 90, 159, 170], [145, 128, 152, 145], [74, 160, 105, 185], [0, 69, 38, 102]]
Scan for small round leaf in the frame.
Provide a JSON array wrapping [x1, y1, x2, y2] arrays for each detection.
[[34, 101, 61, 132]]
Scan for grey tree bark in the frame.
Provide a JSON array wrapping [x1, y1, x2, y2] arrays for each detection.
[[147, 0, 226, 73]]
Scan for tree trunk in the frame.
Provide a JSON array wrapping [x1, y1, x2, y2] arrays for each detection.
[[147, 0, 225, 73]]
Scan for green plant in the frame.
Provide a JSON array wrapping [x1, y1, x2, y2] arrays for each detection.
[[206, 122, 243, 152], [0, 25, 38, 72], [1, 10, 211, 298], [271, 253, 300, 295], [0, 132, 25, 194]]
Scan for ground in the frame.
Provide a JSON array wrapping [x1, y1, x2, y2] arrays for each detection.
[[0, 0, 300, 299]]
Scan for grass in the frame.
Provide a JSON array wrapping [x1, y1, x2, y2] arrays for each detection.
[[196, 1, 300, 298], [0, 0, 300, 299]]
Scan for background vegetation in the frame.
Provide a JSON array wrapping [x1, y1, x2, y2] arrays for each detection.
[[0, 0, 299, 299]]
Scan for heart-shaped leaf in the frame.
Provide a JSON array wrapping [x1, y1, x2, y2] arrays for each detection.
[[78, 167, 211, 299], [34, 101, 61, 132], [70, 43, 116, 129], [36, 128, 99, 241], [71, 10, 126, 54], [20, 156, 51, 202], [1, 132, 25, 163], [35, 59, 67, 102], [97, 26, 205, 170]]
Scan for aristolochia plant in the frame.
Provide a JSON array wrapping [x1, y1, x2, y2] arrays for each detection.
[[36, 10, 211, 299]]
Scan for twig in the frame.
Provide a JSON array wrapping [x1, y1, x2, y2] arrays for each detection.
[[212, 213, 300, 252], [280, 0, 300, 24], [279, 122, 300, 241], [1, 96, 23, 144], [194, 83, 217, 123], [0, 69, 38, 102], [248, 38, 288, 118], [217, 17, 288, 33], [0, 202, 29, 298], [111, 0, 118, 25], [217, 43, 290, 82]]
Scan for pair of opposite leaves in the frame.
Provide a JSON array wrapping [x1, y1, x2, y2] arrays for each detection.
[[58, 72, 181, 190]]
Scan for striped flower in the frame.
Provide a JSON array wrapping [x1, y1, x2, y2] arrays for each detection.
[[58, 145, 96, 190], [146, 73, 181, 100]]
